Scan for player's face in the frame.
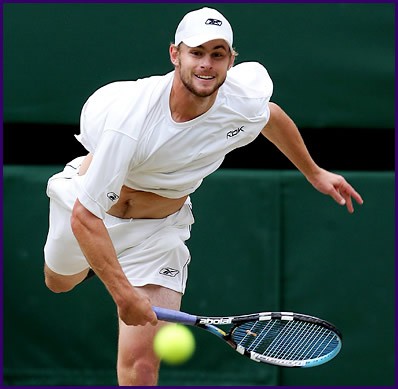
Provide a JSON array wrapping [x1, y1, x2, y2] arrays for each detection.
[[172, 40, 234, 98]]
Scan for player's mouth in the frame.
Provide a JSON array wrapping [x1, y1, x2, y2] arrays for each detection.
[[195, 74, 215, 80]]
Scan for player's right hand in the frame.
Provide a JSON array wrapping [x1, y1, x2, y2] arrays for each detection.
[[117, 294, 158, 327]]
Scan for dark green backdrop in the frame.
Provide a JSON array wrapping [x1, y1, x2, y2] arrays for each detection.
[[3, 3, 394, 128], [3, 167, 394, 386]]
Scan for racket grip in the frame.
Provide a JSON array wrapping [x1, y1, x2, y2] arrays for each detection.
[[153, 306, 197, 326]]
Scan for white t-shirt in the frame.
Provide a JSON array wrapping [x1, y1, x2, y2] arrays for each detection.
[[76, 62, 273, 219]]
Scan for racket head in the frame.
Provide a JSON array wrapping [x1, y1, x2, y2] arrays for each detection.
[[228, 312, 342, 368]]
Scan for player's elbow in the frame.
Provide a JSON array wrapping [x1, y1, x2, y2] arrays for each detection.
[[71, 199, 103, 241], [268, 102, 286, 122], [70, 199, 90, 236]]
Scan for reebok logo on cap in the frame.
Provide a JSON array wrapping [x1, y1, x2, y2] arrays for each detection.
[[205, 18, 222, 26]]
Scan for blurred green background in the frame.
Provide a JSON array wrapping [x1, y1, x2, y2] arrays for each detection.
[[4, 3, 393, 169], [4, 3, 394, 128]]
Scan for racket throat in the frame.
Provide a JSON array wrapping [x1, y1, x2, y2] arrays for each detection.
[[198, 323, 228, 339]]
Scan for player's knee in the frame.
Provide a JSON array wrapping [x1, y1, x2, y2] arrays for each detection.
[[45, 277, 74, 293], [118, 357, 159, 386], [44, 271, 75, 293], [44, 263, 87, 293]]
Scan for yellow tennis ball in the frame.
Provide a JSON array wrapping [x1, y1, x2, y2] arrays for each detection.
[[153, 324, 195, 365]]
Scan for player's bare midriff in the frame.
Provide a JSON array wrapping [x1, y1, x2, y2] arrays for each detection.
[[78, 153, 187, 219], [108, 186, 188, 219]]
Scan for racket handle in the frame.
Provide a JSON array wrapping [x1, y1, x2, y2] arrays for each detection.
[[153, 306, 197, 326]]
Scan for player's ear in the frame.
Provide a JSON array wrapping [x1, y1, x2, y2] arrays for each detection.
[[169, 44, 179, 67], [228, 51, 235, 70]]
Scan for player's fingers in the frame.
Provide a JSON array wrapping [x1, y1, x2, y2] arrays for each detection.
[[328, 186, 346, 206], [343, 194, 354, 213], [340, 183, 363, 213], [341, 181, 364, 205], [351, 190, 364, 205], [144, 300, 158, 326], [149, 311, 158, 326]]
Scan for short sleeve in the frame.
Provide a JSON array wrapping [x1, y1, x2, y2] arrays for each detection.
[[224, 62, 273, 122], [76, 129, 138, 219], [228, 62, 273, 99]]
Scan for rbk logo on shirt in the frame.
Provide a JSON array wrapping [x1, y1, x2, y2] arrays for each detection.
[[226, 126, 245, 139]]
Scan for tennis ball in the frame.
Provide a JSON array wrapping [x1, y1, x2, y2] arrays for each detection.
[[153, 324, 195, 365]]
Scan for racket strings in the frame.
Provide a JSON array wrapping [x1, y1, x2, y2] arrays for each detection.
[[265, 321, 333, 361], [232, 320, 340, 362]]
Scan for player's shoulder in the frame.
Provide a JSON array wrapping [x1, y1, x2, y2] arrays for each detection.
[[80, 72, 172, 138], [222, 62, 273, 119], [225, 62, 273, 99], [87, 73, 168, 105]]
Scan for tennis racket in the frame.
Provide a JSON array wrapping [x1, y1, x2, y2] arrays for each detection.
[[153, 306, 342, 368]]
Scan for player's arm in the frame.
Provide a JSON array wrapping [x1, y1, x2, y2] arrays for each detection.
[[261, 102, 363, 213], [71, 198, 157, 327], [71, 129, 157, 326]]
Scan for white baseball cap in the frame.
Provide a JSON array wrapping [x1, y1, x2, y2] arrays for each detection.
[[175, 7, 233, 51]]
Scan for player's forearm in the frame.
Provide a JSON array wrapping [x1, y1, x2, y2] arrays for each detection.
[[71, 199, 138, 306], [261, 102, 321, 180]]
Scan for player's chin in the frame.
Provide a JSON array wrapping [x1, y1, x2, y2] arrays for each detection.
[[192, 83, 220, 98]]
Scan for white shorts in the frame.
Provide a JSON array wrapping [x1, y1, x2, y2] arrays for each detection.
[[44, 157, 195, 294]]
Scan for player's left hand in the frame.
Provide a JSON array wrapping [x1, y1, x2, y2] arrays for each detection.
[[307, 168, 364, 213]]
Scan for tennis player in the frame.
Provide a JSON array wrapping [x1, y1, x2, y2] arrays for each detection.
[[43, 7, 363, 386]]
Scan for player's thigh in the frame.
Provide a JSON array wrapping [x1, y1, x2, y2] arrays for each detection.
[[117, 284, 182, 362]]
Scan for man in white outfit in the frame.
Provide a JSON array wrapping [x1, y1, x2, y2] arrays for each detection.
[[43, 7, 363, 386]]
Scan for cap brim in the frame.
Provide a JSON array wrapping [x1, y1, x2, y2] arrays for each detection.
[[182, 34, 232, 50]]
